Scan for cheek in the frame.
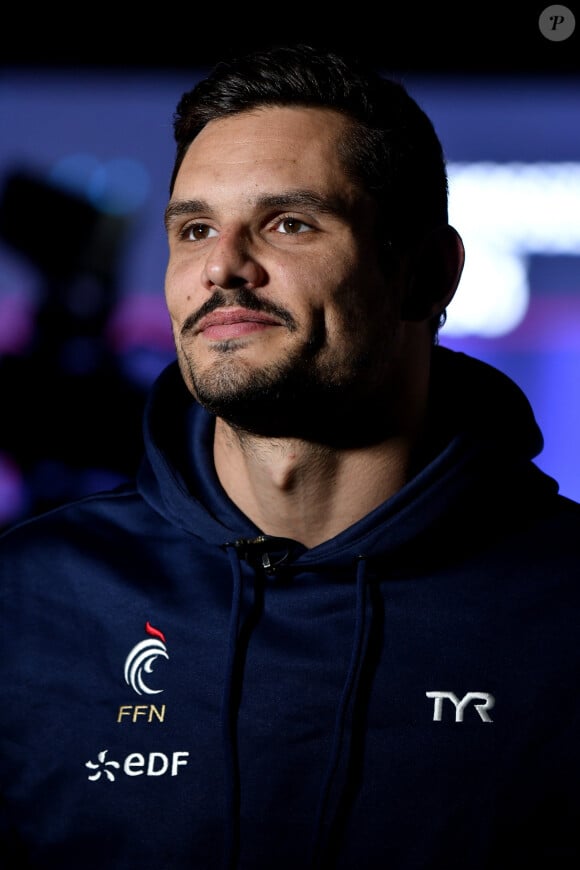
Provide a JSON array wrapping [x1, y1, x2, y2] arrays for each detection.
[[163, 277, 179, 324], [330, 271, 398, 350], [164, 259, 196, 319], [329, 259, 381, 319]]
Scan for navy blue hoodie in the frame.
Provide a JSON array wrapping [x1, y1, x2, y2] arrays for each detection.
[[1, 346, 580, 869]]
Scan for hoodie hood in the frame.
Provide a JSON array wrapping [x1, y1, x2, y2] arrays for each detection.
[[136, 345, 557, 569]]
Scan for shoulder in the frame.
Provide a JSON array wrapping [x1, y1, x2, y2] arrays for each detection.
[[0, 482, 145, 559]]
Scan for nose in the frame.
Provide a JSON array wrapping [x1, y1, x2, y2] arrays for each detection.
[[201, 228, 267, 291]]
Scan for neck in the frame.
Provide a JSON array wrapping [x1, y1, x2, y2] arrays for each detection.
[[214, 424, 417, 547], [211, 330, 435, 548]]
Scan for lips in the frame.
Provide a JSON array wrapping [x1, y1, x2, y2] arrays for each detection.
[[195, 307, 282, 340]]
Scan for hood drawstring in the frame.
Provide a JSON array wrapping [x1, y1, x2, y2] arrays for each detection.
[[221, 544, 373, 870], [221, 545, 244, 869], [221, 537, 295, 868], [310, 555, 373, 868]]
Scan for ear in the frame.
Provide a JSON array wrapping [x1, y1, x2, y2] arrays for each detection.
[[400, 225, 465, 322]]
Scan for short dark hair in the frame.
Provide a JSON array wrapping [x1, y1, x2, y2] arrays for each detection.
[[170, 43, 450, 337]]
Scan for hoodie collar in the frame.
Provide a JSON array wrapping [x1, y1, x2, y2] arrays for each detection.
[[137, 348, 552, 564]]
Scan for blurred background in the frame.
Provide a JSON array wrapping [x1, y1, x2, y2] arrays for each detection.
[[1, 5, 579, 529]]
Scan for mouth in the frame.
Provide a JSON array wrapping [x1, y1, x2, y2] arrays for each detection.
[[195, 307, 283, 340]]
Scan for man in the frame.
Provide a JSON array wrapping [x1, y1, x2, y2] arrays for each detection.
[[1, 43, 579, 869]]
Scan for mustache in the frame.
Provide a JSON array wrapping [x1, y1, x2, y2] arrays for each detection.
[[181, 288, 298, 335]]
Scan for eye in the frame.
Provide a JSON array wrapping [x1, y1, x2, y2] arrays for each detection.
[[274, 217, 312, 235], [181, 222, 218, 241]]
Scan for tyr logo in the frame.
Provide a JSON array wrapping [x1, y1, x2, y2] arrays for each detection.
[[426, 691, 495, 723]]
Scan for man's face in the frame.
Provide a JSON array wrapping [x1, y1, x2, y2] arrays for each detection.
[[165, 106, 409, 440]]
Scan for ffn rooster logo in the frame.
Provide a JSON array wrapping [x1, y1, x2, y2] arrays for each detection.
[[124, 622, 169, 695]]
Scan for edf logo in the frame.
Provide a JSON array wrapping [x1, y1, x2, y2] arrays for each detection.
[[426, 691, 495, 723]]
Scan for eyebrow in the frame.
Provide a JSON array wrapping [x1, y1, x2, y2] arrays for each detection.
[[164, 199, 208, 230], [164, 190, 349, 230]]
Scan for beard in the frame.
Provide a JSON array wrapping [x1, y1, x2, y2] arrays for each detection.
[[177, 310, 402, 450], [185, 346, 350, 438]]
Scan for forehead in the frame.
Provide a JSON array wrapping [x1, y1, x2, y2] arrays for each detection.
[[172, 106, 355, 195]]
